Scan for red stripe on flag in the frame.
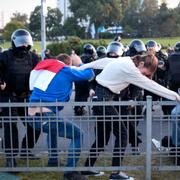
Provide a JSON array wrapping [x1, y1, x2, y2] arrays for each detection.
[[34, 59, 65, 73]]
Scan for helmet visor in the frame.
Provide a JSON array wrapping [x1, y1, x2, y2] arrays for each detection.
[[147, 41, 159, 52], [13, 35, 33, 47], [107, 44, 123, 56], [135, 44, 146, 52]]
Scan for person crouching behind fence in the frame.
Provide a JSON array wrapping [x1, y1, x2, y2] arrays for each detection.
[[27, 54, 94, 180], [78, 53, 180, 180]]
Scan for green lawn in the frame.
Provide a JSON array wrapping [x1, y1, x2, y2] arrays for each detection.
[[1, 37, 179, 54], [1, 154, 180, 180]]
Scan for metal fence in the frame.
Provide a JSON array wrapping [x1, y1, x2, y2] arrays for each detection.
[[0, 96, 179, 180]]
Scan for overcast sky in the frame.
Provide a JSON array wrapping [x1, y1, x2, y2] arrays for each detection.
[[0, 0, 179, 25], [0, 0, 56, 25]]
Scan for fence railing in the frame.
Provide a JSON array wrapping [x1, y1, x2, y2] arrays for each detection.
[[0, 96, 179, 180]]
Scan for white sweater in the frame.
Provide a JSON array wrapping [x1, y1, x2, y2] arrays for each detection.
[[78, 57, 179, 101]]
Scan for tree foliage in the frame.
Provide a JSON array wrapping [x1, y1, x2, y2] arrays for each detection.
[[28, 6, 41, 40], [29, 6, 63, 40], [122, 0, 180, 37], [46, 7, 63, 40], [2, 1, 180, 40], [63, 17, 85, 38], [69, 0, 123, 32], [3, 21, 27, 41], [121, 0, 142, 36], [11, 12, 28, 25]]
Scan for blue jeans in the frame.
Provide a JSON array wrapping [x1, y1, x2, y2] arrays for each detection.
[[171, 104, 180, 147], [28, 112, 83, 167]]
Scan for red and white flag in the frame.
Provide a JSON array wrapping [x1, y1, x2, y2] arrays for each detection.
[[30, 59, 65, 91]]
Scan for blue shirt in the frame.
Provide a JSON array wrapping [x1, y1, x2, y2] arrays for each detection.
[[30, 66, 94, 112]]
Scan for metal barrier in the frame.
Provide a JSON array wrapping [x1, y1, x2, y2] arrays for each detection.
[[0, 97, 179, 179]]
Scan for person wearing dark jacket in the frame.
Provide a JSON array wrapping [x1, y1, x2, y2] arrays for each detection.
[[152, 43, 180, 165], [74, 43, 97, 115], [168, 42, 180, 92], [0, 29, 41, 167]]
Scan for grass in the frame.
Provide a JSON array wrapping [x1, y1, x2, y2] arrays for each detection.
[[1, 37, 179, 54], [1, 152, 180, 180]]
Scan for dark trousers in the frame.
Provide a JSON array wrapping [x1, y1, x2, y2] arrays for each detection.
[[74, 81, 89, 114], [85, 120, 127, 167], [85, 84, 127, 167], [1, 96, 41, 157], [4, 120, 40, 156]]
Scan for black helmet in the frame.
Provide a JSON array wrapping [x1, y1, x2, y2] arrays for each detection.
[[83, 43, 96, 55], [96, 46, 107, 58], [174, 42, 180, 52], [146, 40, 159, 52], [11, 29, 33, 48], [107, 41, 124, 57], [129, 39, 146, 53]]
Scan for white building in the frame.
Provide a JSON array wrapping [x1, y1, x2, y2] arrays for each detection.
[[57, 0, 72, 24]]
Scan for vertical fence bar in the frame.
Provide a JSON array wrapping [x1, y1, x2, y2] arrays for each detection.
[[146, 96, 152, 180]]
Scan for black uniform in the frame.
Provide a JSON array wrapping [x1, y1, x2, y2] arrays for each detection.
[[0, 48, 41, 162], [84, 84, 127, 167], [123, 47, 145, 150], [168, 51, 180, 92], [74, 53, 95, 115]]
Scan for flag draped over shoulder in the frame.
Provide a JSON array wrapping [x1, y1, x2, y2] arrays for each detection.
[[29, 59, 65, 91]]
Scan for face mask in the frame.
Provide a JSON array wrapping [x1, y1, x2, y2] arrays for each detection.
[[13, 46, 31, 58]]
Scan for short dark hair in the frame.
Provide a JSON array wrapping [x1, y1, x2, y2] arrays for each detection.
[[56, 53, 72, 65]]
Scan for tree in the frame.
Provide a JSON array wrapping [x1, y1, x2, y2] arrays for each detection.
[[121, 0, 142, 37], [3, 21, 26, 41], [139, 0, 159, 37], [29, 6, 63, 40], [46, 7, 63, 40], [155, 3, 180, 37], [28, 6, 41, 40], [62, 17, 85, 38], [69, 0, 123, 37], [11, 12, 28, 25]]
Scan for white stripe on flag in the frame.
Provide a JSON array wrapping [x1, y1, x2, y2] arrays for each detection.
[[30, 70, 56, 91]]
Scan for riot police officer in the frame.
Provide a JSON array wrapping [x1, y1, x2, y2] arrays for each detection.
[[0, 29, 41, 167], [83, 41, 127, 177], [145, 40, 170, 115], [168, 42, 180, 92], [96, 45, 107, 59], [125, 39, 146, 56], [89, 41, 124, 96], [107, 41, 124, 58], [123, 39, 146, 152], [146, 40, 168, 87], [74, 43, 97, 115], [81, 43, 96, 63]]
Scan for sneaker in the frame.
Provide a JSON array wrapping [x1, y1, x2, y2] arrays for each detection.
[[152, 138, 170, 152], [109, 172, 134, 180], [64, 171, 88, 180], [152, 138, 161, 151], [81, 170, 104, 176]]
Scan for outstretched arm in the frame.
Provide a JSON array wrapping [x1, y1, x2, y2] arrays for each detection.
[[77, 57, 120, 70]]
